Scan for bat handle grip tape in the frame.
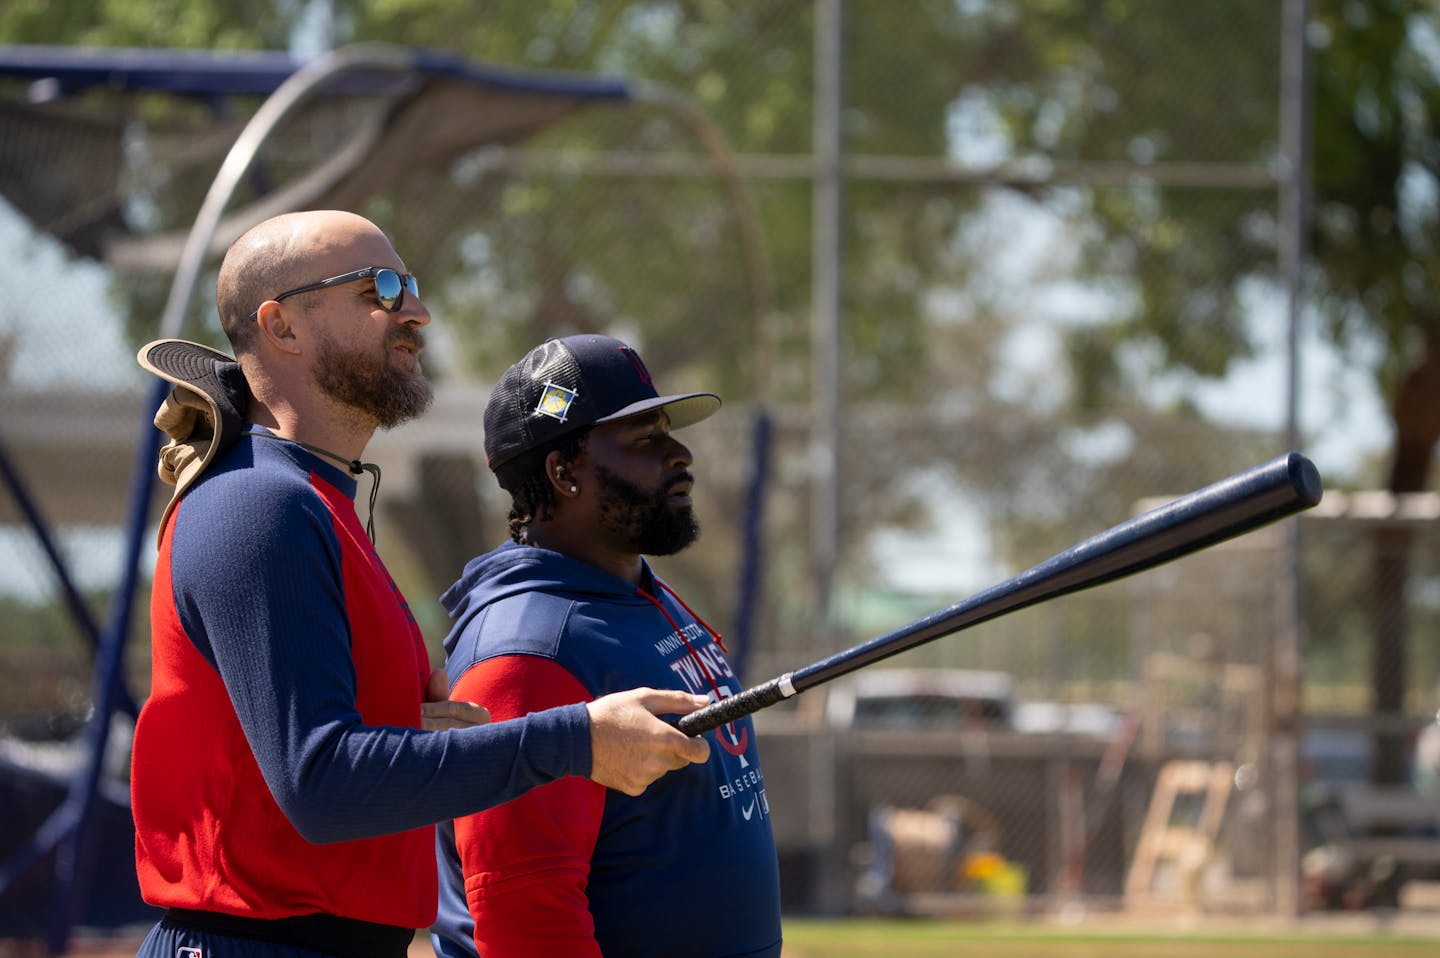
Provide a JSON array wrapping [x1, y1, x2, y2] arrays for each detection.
[[676, 673, 795, 736]]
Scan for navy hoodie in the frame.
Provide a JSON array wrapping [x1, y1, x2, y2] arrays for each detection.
[[431, 541, 782, 958]]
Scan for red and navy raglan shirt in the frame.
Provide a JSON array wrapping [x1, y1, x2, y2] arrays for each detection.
[[429, 541, 783, 958], [131, 430, 592, 931]]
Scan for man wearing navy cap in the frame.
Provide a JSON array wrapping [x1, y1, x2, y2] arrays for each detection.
[[430, 334, 783, 958]]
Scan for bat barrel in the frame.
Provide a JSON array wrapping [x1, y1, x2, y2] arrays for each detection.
[[788, 452, 1321, 693]]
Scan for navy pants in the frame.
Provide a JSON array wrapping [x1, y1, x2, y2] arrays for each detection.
[[134, 916, 413, 958]]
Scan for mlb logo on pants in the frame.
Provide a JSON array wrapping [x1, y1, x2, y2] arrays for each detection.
[[177, 949, 202, 958]]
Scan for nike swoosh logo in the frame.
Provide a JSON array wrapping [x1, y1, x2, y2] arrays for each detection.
[[742, 798, 757, 820]]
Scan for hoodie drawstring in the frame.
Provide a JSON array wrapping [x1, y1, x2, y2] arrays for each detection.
[[637, 583, 728, 700], [654, 580, 727, 654]]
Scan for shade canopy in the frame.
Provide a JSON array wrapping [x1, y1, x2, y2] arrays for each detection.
[[0, 43, 633, 268]]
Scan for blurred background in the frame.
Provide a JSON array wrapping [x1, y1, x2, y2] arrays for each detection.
[[4, 0, 1440, 952]]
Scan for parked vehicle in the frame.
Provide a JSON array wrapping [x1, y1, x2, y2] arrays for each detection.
[[824, 668, 1016, 731], [1011, 700, 1125, 739]]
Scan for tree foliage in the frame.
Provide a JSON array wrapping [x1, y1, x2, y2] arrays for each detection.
[[3, 3, 1427, 707], [1308, 0, 1440, 781]]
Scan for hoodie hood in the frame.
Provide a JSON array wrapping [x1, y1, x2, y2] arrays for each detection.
[[440, 541, 655, 655]]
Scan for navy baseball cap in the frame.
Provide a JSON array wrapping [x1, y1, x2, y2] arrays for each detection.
[[483, 334, 721, 471]]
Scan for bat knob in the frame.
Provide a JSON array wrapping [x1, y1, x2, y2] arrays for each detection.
[[1286, 452, 1323, 507]]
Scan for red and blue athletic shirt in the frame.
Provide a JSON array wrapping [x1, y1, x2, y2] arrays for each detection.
[[429, 541, 783, 958], [131, 430, 592, 931]]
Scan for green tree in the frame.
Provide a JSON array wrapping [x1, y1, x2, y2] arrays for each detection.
[[1308, 0, 1440, 782], [964, 0, 1440, 782]]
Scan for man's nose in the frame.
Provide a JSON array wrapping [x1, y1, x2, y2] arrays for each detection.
[[397, 293, 431, 327]]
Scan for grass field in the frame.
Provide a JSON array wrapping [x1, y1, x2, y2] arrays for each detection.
[[9, 915, 1439, 958], [778, 918, 1440, 957]]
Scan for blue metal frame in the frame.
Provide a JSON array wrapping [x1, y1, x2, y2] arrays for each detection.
[[0, 43, 632, 100]]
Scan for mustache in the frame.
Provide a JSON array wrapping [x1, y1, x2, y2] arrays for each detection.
[[388, 327, 426, 352], [665, 471, 695, 493]]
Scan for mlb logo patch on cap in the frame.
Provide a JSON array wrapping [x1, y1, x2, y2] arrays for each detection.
[[535, 382, 578, 422]]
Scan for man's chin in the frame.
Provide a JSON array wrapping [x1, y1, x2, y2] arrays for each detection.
[[375, 374, 434, 428], [641, 515, 700, 556]]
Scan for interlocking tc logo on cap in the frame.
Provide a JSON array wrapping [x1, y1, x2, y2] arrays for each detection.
[[620, 345, 652, 385]]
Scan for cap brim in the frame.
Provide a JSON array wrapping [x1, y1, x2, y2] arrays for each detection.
[[137, 339, 249, 534], [594, 392, 722, 430], [137, 339, 249, 440], [138, 338, 238, 386]]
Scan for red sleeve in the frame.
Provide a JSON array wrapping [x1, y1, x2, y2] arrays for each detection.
[[452, 655, 606, 958]]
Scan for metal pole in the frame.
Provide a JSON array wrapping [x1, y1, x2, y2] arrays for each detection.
[[1274, 0, 1311, 921], [810, 0, 846, 915], [43, 396, 163, 953], [812, 0, 843, 636]]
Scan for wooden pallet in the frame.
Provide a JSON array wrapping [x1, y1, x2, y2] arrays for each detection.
[[1124, 759, 1234, 909]]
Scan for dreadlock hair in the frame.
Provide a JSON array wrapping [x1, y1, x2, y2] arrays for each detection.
[[493, 427, 593, 543]]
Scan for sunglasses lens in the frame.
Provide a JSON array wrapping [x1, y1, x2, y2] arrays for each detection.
[[374, 269, 403, 310]]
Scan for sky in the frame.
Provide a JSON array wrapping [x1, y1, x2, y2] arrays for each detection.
[[863, 190, 1391, 598]]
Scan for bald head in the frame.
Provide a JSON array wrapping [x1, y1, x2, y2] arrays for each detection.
[[216, 210, 395, 353]]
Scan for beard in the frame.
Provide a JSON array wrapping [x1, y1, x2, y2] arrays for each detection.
[[313, 325, 433, 429], [594, 465, 700, 557]]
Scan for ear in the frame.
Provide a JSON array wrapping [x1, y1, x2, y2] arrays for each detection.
[[254, 300, 301, 355], [545, 450, 579, 497]]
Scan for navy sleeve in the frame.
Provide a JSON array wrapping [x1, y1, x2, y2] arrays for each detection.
[[169, 462, 591, 843]]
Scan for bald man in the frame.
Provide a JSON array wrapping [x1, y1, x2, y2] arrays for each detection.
[[129, 211, 710, 958]]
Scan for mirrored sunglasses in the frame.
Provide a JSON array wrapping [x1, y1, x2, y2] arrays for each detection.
[[267, 266, 419, 314]]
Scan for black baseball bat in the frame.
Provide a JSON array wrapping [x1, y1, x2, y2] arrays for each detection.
[[679, 451, 1322, 736]]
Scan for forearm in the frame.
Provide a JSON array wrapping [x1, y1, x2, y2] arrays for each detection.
[[267, 703, 591, 843]]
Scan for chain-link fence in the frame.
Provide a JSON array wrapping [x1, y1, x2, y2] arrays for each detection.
[[3, 0, 1434, 928]]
